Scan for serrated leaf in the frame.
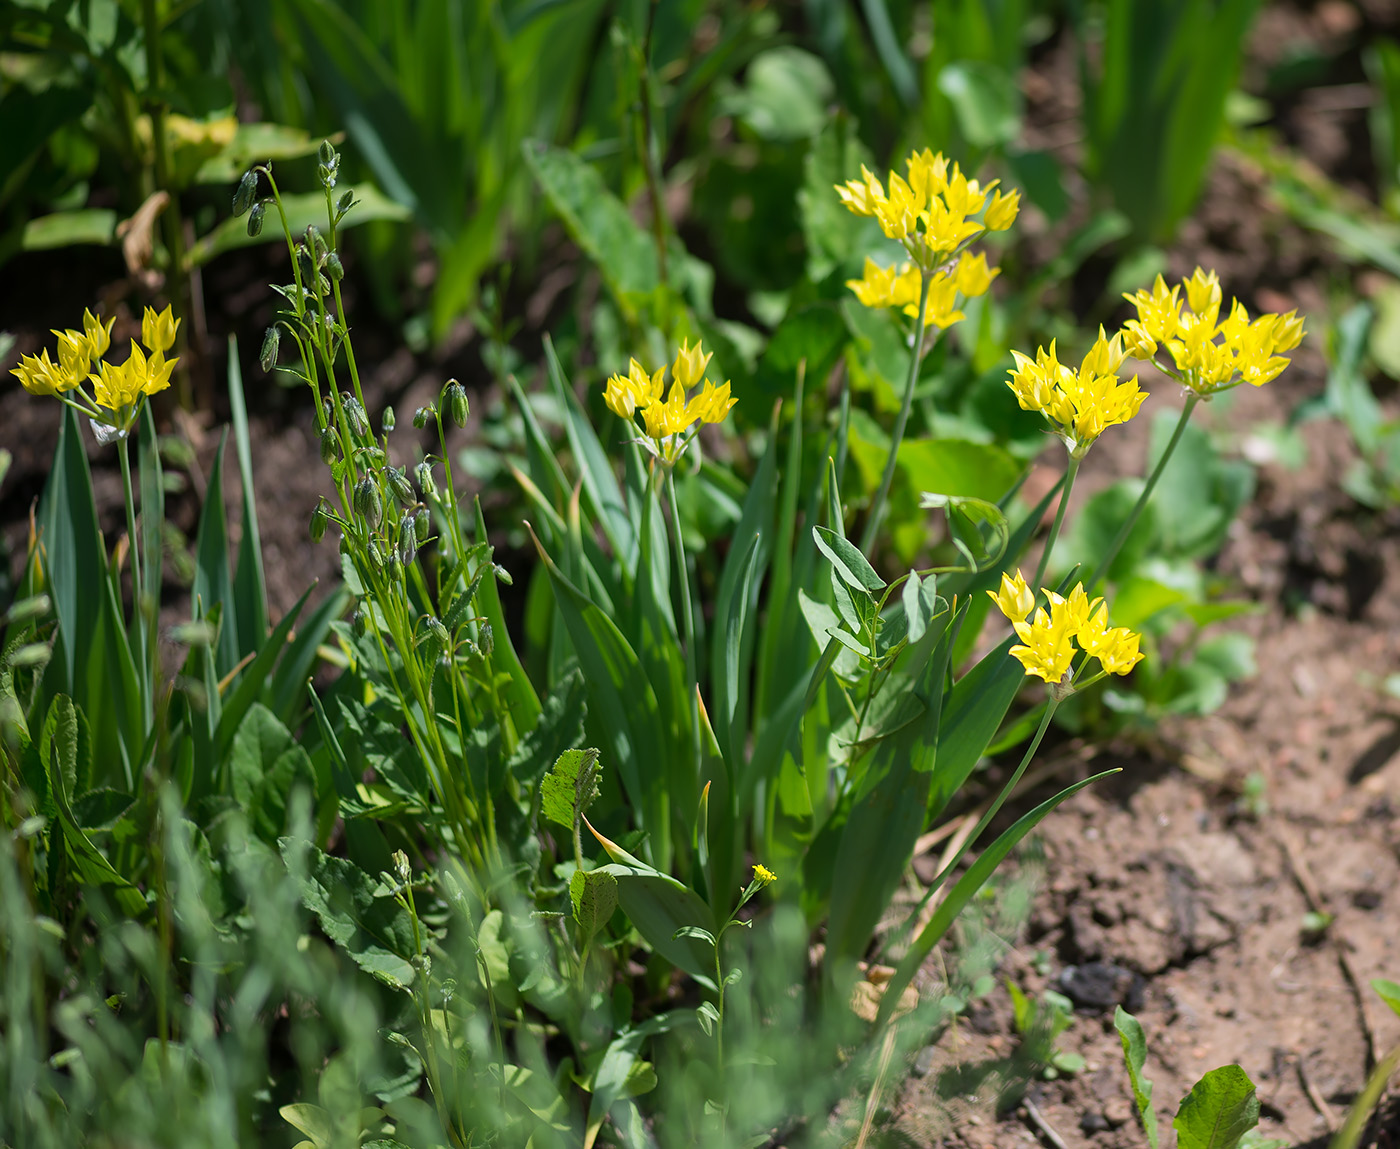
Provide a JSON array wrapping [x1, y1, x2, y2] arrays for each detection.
[[1173, 1065, 1260, 1149], [1115, 1006, 1158, 1149], [569, 868, 618, 942], [540, 748, 601, 831]]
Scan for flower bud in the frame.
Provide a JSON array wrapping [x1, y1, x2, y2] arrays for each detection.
[[326, 252, 344, 282], [259, 325, 280, 372], [297, 246, 316, 284], [319, 426, 339, 464], [414, 461, 437, 499], [336, 190, 354, 217], [398, 518, 417, 564], [367, 539, 385, 569], [352, 603, 367, 636], [319, 139, 336, 167], [386, 467, 415, 510], [445, 380, 469, 428], [232, 170, 258, 217], [344, 398, 370, 438], [428, 616, 451, 648], [493, 562, 513, 586], [246, 202, 265, 237], [306, 225, 326, 261], [381, 406, 395, 433], [412, 404, 436, 429], [354, 476, 383, 531], [414, 507, 430, 537], [478, 622, 493, 658], [309, 498, 329, 542]]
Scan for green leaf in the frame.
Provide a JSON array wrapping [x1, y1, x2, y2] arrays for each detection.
[[540, 748, 601, 831], [187, 186, 409, 266], [279, 837, 416, 989], [799, 112, 879, 281], [227, 337, 269, 660], [812, 526, 884, 592], [194, 121, 324, 184], [1173, 1065, 1261, 1149], [719, 47, 834, 140], [937, 61, 1021, 148], [21, 210, 117, 251], [1372, 977, 1400, 1018], [230, 703, 317, 843], [876, 770, 1117, 1029], [505, 668, 587, 786], [1115, 1006, 1159, 1149], [192, 433, 239, 676], [569, 867, 618, 942], [523, 141, 658, 314]]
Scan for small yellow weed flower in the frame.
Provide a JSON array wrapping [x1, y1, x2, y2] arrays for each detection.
[[753, 863, 777, 886], [10, 305, 180, 442], [836, 150, 1016, 325], [988, 570, 1144, 685], [603, 338, 734, 465], [1122, 267, 1304, 397], [1006, 329, 1146, 458]]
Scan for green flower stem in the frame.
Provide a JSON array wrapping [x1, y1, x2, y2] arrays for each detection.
[[1032, 453, 1079, 590], [117, 436, 149, 724], [1087, 394, 1199, 589], [666, 467, 695, 859], [861, 271, 933, 556]]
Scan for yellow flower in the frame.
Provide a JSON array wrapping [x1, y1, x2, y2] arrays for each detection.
[[835, 149, 1014, 272], [1123, 275, 1182, 344], [81, 308, 115, 361], [918, 271, 966, 329], [984, 188, 1020, 231], [954, 251, 998, 298], [90, 341, 175, 414], [846, 258, 920, 310], [1006, 336, 1145, 457], [1125, 268, 1305, 396], [987, 569, 1034, 622], [141, 305, 179, 355], [685, 379, 736, 425], [992, 578, 1144, 683], [12, 349, 73, 396], [604, 358, 664, 419], [1010, 604, 1076, 683], [753, 863, 777, 885]]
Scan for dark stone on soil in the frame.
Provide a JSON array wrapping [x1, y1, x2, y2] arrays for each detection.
[[1058, 961, 1145, 1014], [1080, 1111, 1110, 1134]]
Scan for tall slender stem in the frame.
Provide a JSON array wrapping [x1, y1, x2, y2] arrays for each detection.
[[1087, 395, 1199, 589], [1032, 453, 1079, 589], [861, 272, 933, 555], [118, 437, 149, 725]]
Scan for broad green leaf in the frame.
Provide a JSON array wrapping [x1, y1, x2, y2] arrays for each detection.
[[584, 1013, 687, 1148], [569, 867, 618, 941], [187, 186, 409, 266], [937, 60, 1021, 148], [600, 864, 717, 987], [21, 210, 117, 251], [540, 748, 601, 831], [903, 571, 929, 643], [1173, 1065, 1261, 1149], [798, 112, 879, 281], [194, 121, 324, 184], [719, 47, 834, 140], [230, 703, 317, 843], [1115, 1006, 1159, 1149], [280, 837, 416, 989]]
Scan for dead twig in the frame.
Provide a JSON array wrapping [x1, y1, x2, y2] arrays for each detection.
[[1023, 1096, 1070, 1149]]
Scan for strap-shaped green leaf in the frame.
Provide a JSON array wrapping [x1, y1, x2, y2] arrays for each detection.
[[1115, 1006, 1159, 1149]]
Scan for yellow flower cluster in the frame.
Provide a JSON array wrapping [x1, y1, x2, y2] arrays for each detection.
[[1006, 329, 1147, 458], [989, 570, 1143, 684], [603, 339, 735, 464], [845, 251, 998, 330], [1122, 268, 1305, 395], [752, 863, 777, 886], [12, 306, 180, 440], [836, 150, 1019, 269]]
